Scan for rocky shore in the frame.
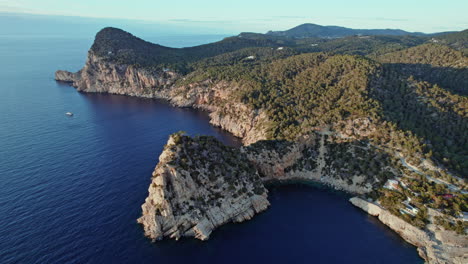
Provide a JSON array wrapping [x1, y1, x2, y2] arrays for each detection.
[[351, 197, 467, 264]]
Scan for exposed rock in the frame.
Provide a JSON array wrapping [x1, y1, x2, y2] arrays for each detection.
[[56, 54, 267, 145], [55, 70, 77, 83], [137, 134, 269, 241], [243, 134, 379, 194], [55, 51, 179, 98], [350, 197, 468, 264]]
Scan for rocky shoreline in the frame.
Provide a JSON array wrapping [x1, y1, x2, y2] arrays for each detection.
[[56, 38, 467, 264], [351, 198, 467, 264]]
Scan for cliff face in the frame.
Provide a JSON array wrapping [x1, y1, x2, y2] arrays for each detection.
[[55, 51, 179, 98], [168, 81, 269, 145], [56, 54, 267, 145], [243, 133, 384, 194], [350, 198, 467, 264], [137, 134, 269, 241]]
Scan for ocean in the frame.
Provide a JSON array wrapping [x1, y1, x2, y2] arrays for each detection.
[[0, 27, 423, 263]]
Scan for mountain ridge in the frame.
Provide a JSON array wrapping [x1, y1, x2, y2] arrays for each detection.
[[266, 23, 433, 38]]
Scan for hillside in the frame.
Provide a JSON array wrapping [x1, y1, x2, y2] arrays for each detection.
[[89, 26, 432, 74], [91, 27, 287, 73], [433, 29, 468, 55]]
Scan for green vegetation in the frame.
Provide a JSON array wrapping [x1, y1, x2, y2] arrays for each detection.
[[177, 43, 467, 176], [322, 140, 396, 185], [434, 29, 468, 55], [434, 216, 468, 234], [91, 27, 430, 74], [403, 176, 468, 217], [164, 133, 265, 196], [378, 189, 429, 228]]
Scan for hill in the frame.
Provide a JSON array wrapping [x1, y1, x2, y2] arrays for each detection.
[[266, 23, 426, 38]]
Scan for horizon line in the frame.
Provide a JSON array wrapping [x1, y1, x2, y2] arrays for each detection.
[[0, 11, 465, 35]]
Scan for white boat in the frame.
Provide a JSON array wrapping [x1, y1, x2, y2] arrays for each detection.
[[66, 112, 74, 116]]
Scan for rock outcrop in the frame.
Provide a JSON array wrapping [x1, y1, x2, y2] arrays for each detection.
[[55, 51, 179, 98], [243, 134, 385, 194], [137, 134, 269, 241], [55, 70, 77, 83], [350, 197, 468, 264]]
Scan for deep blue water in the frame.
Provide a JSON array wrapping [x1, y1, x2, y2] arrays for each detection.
[[0, 34, 423, 264]]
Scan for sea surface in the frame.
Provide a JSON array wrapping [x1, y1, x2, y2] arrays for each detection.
[[0, 32, 424, 263]]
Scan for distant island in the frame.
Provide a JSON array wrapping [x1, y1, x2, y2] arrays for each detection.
[[56, 23, 468, 264]]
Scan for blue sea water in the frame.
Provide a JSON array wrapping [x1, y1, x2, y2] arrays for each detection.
[[0, 32, 424, 263]]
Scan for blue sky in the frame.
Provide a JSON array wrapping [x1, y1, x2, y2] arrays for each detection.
[[1, 0, 467, 33]]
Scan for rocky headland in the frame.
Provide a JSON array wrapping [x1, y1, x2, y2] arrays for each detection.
[[137, 133, 269, 241]]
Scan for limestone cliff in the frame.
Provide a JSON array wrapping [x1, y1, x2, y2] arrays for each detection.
[[350, 197, 467, 264], [56, 54, 267, 145], [55, 51, 179, 98], [243, 133, 389, 194], [137, 133, 269, 241]]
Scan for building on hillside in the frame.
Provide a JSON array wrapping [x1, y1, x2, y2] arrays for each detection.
[[462, 212, 468, 222], [384, 179, 399, 190]]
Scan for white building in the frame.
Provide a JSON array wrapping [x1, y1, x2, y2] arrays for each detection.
[[400, 198, 419, 216], [384, 179, 399, 190]]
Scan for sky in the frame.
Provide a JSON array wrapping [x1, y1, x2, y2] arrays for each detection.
[[0, 0, 467, 34]]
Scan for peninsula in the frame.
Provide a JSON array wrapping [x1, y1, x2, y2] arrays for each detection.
[[56, 25, 468, 264]]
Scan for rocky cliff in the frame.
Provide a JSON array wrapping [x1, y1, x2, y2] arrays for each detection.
[[56, 53, 268, 145], [350, 197, 467, 264], [55, 51, 179, 98], [137, 133, 269, 241], [243, 133, 384, 194]]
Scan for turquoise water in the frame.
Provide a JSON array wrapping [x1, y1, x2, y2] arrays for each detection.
[[0, 33, 423, 263]]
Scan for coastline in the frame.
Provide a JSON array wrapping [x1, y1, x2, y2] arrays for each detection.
[[55, 43, 467, 264]]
